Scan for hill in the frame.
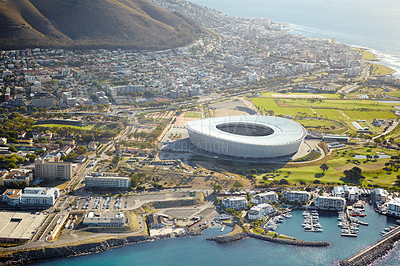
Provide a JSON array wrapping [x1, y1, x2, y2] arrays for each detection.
[[0, 0, 204, 50]]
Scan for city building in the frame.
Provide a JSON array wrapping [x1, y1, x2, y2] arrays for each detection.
[[0, 211, 47, 243], [373, 188, 388, 202], [147, 214, 165, 229], [313, 196, 345, 211], [281, 190, 311, 202], [2, 189, 22, 206], [387, 198, 400, 217], [0, 169, 33, 186], [248, 203, 276, 220], [333, 185, 360, 201], [1, 187, 59, 206], [222, 196, 248, 210], [83, 212, 125, 227], [185, 116, 307, 158], [34, 157, 73, 180], [20, 187, 59, 206], [251, 191, 278, 204], [84, 172, 130, 189]]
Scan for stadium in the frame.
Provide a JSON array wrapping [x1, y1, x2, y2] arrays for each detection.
[[185, 115, 307, 158]]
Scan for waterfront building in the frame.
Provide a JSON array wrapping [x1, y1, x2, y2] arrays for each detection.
[[387, 198, 400, 217], [34, 157, 73, 180], [1, 187, 59, 206], [373, 188, 388, 202], [85, 172, 130, 189], [147, 214, 165, 229], [333, 185, 360, 201], [333, 186, 345, 198], [222, 196, 248, 210], [281, 190, 311, 202], [313, 196, 345, 211], [248, 203, 276, 220], [251, 191, 278, 204], [83, 212, 125, 227]]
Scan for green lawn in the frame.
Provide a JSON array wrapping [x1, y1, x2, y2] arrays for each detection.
[[370, 63, 395, 76], [255, 146, 399, 188], [260, 91, 341, 99], [251, 97, 397, 126], [33, 124, 94, 130], [184, 112, 202, 118], [353, 48, 377, 61]]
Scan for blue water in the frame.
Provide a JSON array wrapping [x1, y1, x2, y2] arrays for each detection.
[[189, 0, 400, 76], [34, 204, 400, 265]]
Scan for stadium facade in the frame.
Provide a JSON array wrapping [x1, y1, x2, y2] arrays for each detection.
[[185, 116, 307, 158]]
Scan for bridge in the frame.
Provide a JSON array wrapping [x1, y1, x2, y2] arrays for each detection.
[[340, 226, 400, 265]]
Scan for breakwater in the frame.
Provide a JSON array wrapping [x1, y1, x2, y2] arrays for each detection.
[[339, 226, 400, 266], [248, 233, 331, 247], [206, 232, 248, 243], [206, 231, 330, 247], [0, 232, 202, 266]]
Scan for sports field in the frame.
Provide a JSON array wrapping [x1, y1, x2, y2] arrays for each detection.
[[251, 97, 397, 123]]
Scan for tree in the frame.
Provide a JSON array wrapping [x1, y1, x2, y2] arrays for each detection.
[[343, 167, 364, 182], [8, 146, 17, 152], [213, 184, 222, 193], [320, 163, 329, 173], [130, 174, 139, 188], [279, 179, 289, 185], [233, 180, 243, 188], [75, 146, 88, 155]]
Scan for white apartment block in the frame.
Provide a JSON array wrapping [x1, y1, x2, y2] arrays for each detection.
[[281, 190, 311, 202], [248, 203, 276, 220], [333, 185, 360, 201], [2, 187, 59, 206], [251, 191, 278, 204], [85, 174, 130, 189], [374, 188, 388, 202], [34, 158, 73, 180], [313, 196, 345, 211], [222, 197, 248, 210], [387, 198, 400, 217], [21, 187, 59, 206]]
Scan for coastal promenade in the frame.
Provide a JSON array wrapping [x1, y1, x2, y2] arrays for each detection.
[[340, 226, 400, 265]]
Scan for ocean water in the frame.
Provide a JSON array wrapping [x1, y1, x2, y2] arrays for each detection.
[[189, 0, 400, 76], [34, 204, 400, 265]]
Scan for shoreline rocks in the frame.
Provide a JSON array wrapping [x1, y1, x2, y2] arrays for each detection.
[[339, 231, 400, 266], [0, 231, 203, 266], [206, 231, 331, 247]]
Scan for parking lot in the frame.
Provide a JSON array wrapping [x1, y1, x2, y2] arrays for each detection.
[[74, 196, 135, 211]]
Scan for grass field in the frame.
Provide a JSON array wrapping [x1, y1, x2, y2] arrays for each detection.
[[255, 146, 399, 187], [387, 92, 400, 98], [260, 91, 341, 99], [251, 97, 397, 125], [353, 48, 377, 61], [33, 124, 93, 130], [294, 119, 345, 133], [184, 112, 202, 118], [370, 63, 395, 76]]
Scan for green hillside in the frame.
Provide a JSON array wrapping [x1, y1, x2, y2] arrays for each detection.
[[0, 0, 204, 49]]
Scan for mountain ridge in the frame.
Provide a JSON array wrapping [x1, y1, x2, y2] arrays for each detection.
[[0, 0, 204, 50]]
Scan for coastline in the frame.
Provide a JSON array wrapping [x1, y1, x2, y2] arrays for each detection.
[[0, 231, 203, 265]]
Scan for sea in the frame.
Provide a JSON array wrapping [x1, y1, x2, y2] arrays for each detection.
[[190, 0, 400, 77], [34, 205, 400, 265]]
